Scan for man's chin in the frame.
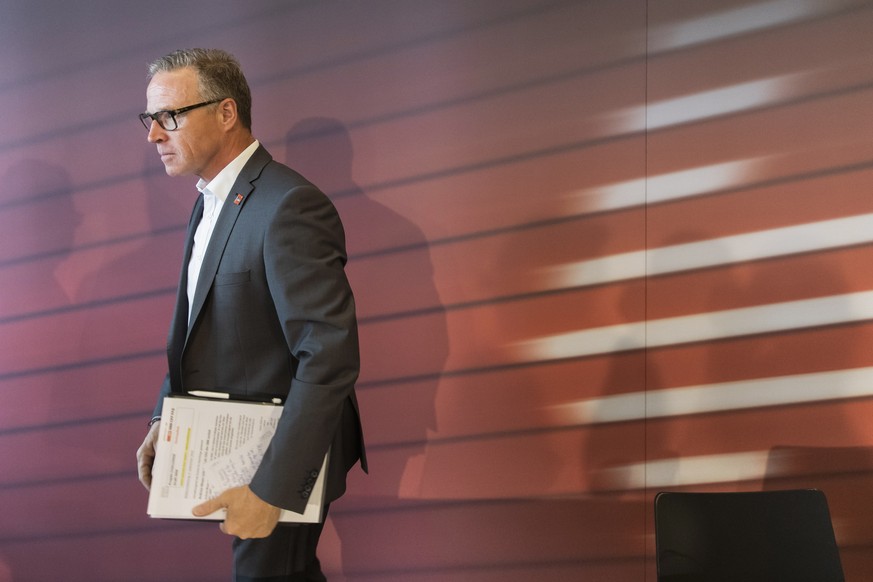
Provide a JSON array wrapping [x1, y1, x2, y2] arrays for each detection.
[[161, 162, 185, 177]]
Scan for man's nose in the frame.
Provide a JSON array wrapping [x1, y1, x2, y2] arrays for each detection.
[[146, 120, 165, 143]]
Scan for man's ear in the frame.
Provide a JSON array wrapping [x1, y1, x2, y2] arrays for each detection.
[[217, 98, 239, 130]]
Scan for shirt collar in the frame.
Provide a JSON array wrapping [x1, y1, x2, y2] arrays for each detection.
[[196, 140, 260, 203]]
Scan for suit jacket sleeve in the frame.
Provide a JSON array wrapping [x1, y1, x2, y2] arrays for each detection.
[[247, 181, 360, 512]]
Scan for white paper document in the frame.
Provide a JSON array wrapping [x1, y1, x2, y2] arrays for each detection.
[[148, 396, 328, 523]]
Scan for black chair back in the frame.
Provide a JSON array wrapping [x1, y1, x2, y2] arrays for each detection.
[[654, 489, 844, 581]]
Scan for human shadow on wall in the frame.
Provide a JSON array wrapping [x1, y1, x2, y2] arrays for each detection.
[[641, 232, 870, 576], [637, 232, 753, 492], [284, 118, 447, 578], [585, 278, 660, 492], [584, 276, 664, 573], [751, 251, 873, 579], [682, 236, 865, 461]]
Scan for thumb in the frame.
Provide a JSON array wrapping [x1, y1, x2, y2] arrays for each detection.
[[192, 494, 225, 517]]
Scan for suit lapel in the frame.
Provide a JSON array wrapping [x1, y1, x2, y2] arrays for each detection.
[[186, 146, 272, 335], [168, 194, 203, 390]]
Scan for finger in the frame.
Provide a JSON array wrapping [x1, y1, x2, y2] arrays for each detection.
[[136, 447, 153, 468], [136, 450, 153, 489], [138, 464, 152, 490], [136, 435, 157, 491], [193, 496, 224, 517]]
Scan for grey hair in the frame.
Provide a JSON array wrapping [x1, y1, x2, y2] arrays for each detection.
[[148, 48, 252, 130]]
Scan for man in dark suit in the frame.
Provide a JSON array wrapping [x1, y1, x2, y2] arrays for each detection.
[[135, 48, 366, 582]]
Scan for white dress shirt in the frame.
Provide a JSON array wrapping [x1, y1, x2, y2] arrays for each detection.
[[187, 140, 260, 322]]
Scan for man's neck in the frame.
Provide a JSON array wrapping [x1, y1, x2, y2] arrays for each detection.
[[200, 131, 256, 183], [197, 139, 260, 198]]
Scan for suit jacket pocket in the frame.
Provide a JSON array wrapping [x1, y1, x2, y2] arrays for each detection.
[[215, 270, 251, 286]]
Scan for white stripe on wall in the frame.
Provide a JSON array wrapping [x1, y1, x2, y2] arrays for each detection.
[[599, 450, 774, 490], [606, 71, 811, 133], [567, 157, 774, 215], [542, 213, 873, 289], [512, 290, 873, 362], [546, 366, 873, 426], [648, 0, 853, 50]]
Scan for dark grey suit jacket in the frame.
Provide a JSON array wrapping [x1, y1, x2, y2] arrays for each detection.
[[153, 145, 366, 514]]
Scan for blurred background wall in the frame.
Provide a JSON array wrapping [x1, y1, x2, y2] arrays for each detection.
[[1, 1, 873, 580]]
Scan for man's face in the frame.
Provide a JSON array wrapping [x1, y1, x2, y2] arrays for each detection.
[[145, 68, 224, 181]]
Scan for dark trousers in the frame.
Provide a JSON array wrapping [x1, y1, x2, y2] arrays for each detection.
[[232, 506, 329, 582]]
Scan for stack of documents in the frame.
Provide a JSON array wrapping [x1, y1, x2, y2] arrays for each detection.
[[147, 395, 328, 523]]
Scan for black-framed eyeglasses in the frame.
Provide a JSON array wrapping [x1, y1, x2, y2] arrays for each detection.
[[139, 99, 224, 131]]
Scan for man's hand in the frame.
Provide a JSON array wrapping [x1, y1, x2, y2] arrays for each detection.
[[136, 420, 161, 491], [193, 485, 281, 539]]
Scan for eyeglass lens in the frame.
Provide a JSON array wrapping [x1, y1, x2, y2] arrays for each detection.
[[140, 111, 177, 131]]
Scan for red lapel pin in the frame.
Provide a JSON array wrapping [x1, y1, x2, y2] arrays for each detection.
[[233, 193, 244, 205]]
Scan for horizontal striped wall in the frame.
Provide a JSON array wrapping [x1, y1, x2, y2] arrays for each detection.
[[1, 0, 872, 580]]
